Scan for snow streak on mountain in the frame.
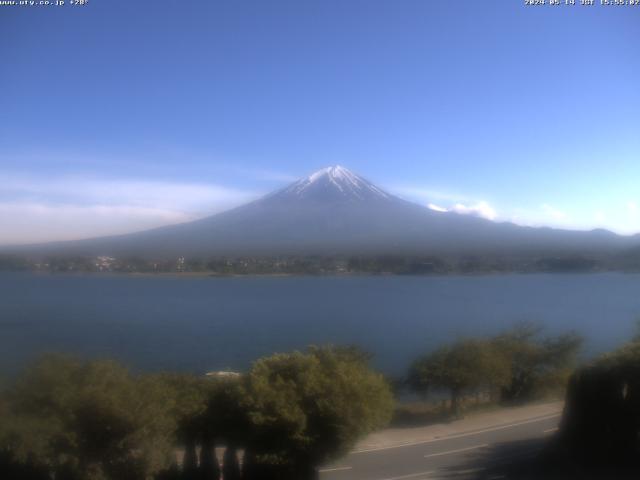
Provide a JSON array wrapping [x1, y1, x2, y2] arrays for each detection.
[[272, 165, 390, 202]]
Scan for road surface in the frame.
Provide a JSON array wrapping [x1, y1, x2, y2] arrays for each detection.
[[319, 403, 562, 480]]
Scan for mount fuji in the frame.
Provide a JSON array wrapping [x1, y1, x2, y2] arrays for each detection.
[[14, 166, 639, 258]]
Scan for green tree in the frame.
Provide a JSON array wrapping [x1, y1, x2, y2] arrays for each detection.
[[241, 346, 394, 479], [494, 324, 582, 403], [408, 339, 510, 417], [0, 355, 178, 480], [151, 373, 211, 479]]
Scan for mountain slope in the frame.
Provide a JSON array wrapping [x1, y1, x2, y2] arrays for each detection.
[[11, 166, 640, 258]]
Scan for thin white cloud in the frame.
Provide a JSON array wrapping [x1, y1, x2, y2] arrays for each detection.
[[541, 204, 567, 221], [507, 204, 581, 231], [0, 149, 298, 185], [427, 203, 448, 213], [0, 202, 194, 245], [427, 201, 498, 220], [1, 174, 257, 212], [382, 184, 640, 235], [391, 186, 473, 204], [0, 174, 261, 245], [394, 185, 498, 221], [451, 202, 498, 221]]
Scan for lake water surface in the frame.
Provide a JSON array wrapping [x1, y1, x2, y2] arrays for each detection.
[[1, 272, 639, 377]]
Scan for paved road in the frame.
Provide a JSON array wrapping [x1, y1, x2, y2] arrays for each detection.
[[319, 411, 561, 480]]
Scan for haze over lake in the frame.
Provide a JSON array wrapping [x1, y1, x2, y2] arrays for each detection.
[[1, 272, 638, 377]]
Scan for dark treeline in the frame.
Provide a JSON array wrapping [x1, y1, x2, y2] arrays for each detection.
[[1, 252, 637, 275], [536, 332, 640, 478]]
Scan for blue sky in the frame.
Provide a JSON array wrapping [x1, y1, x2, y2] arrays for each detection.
[[1, 0, 639, 244]]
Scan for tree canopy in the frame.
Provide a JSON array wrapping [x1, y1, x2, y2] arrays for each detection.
[[494, 324, 583, 402], [408, 338, 510, 415], [1, 346, 395, 480], [241, 346, 394, 472], [0, 355, 178, 480], [408, 325, 583, 413]]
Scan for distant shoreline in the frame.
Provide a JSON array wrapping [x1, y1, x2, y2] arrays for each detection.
[[2, 269, 639, 279]]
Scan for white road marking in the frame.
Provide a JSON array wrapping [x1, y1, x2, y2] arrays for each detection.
[[377, 470, 435, 480], [543, 427, 558, 434], [353, 413, 561, 454], [424, 443, 489, 459], [318, 466, 353, 473]]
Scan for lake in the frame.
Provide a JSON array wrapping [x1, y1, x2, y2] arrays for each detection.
[[0, 272, 638, 378]]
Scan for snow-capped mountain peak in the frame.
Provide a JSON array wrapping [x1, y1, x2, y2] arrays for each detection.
[[275, 165, 390, 201]]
